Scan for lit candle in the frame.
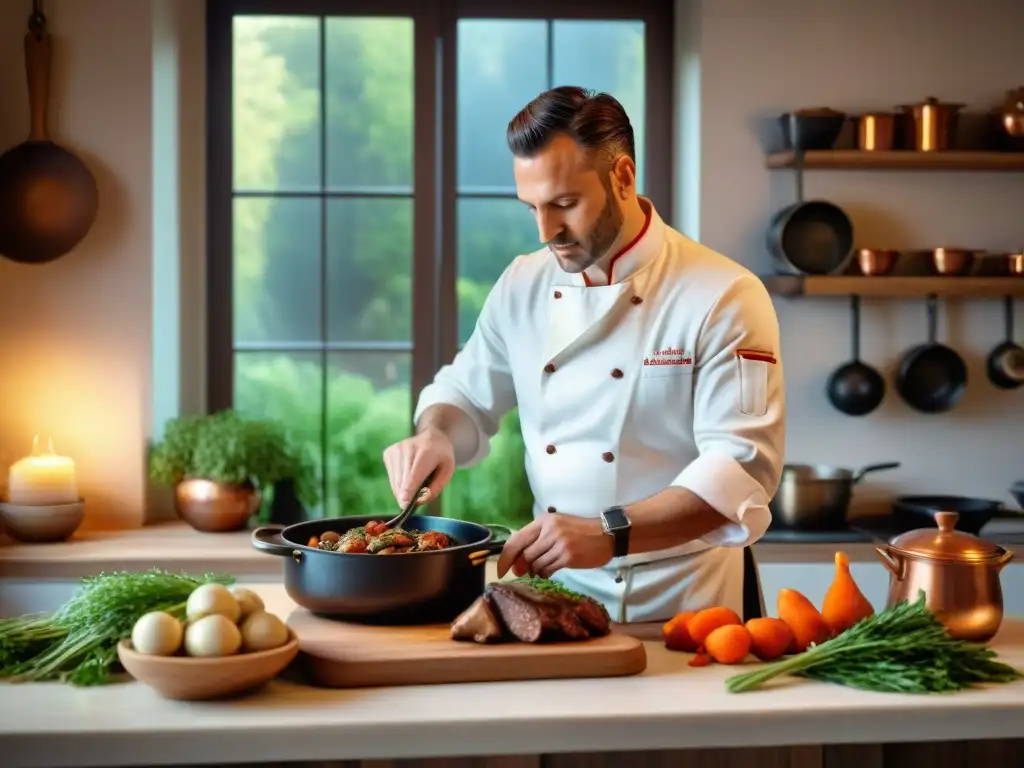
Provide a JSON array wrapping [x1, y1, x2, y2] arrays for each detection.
[[7, 436, 79, 506]]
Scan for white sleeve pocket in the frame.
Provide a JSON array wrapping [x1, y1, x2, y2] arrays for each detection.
[[736, 349, 775, 417]]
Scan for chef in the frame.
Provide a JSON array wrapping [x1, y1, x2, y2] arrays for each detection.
[[382, 85, 786, 624]]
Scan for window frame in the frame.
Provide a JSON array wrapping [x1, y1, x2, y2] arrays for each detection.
[[206, 0, 675, 512]]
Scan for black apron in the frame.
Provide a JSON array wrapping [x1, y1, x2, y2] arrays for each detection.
[[742, 545, 765, 621]]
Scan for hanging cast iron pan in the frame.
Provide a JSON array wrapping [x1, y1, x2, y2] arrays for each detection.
[[895, 294, 967, 413], [0, 3, 99, 265], [766, 199, 855, 276], [986, 296, 1024, 390], [826, 294, 886, 415]]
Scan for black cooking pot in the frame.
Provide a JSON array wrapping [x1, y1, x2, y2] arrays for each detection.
[[252, 515, 510, 624]]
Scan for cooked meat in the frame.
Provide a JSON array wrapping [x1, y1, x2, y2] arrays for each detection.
[[450, 577, 612, 645], [450, 594, 505, 643], [315, 523, 455, 554]]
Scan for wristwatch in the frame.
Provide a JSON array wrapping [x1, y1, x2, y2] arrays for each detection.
[[600, 505, 632, 558]]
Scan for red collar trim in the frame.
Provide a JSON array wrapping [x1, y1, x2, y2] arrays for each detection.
[[581, 208, 652, 287]]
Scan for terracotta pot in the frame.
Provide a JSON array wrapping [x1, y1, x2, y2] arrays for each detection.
[[175, 478, 261, 533]]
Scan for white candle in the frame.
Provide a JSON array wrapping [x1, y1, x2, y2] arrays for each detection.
[[7, 436, 79, 506]]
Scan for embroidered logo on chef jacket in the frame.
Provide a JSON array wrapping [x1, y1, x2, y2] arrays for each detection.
[[641, 347, 694, 378], [736, 348, 776, 418]]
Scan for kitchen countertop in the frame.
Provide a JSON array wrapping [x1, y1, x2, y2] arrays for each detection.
[[1, 583, 1022, 768], [5, 519, 1021, 580]]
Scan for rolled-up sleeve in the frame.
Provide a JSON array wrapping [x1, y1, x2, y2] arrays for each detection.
[[413, 266, 518, 468], [671, 274, 785, 547]]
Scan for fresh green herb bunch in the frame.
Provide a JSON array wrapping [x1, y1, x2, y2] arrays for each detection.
[[726, 592, 1023, 694], [0, 568, 234, 686], [148, 408, 320, 509]]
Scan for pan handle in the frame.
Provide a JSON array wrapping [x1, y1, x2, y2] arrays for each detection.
[[467, 524, 514, 567], [251, 525, 299, 558], [852, 462, 901, 482]]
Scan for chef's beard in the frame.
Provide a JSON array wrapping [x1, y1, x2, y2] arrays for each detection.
[[546, 179, 624, 274]]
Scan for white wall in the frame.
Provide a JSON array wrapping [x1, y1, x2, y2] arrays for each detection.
[[0, 0, 1020, 528], [0, 0, 205, 528], [680, 0, 1024, 515]]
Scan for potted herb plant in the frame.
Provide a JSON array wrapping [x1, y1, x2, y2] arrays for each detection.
[[148, 409, 320, 532]]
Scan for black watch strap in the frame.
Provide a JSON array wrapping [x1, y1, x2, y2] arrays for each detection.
[[602, 506, 631, 558]]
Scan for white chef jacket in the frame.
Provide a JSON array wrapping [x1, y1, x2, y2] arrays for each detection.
[[414, 198, 785, 623]]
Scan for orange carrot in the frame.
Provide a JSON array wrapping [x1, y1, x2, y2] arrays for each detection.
[[704, 624, 752, 665], [307, 535, 320, 547], [745, 617, 793, 661], [777, 588, 831, 653], [688, 651, 712, 667], [687, 606, 742, 647], [821, 551, 875, 636], [662, 611, 699, 652]]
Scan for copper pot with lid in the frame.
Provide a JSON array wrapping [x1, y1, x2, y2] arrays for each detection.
[[875, 511, 1014, 642], [897, 96, 965, 151]]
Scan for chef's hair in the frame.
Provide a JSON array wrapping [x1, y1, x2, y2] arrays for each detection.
[[506, 86, 636, 170]]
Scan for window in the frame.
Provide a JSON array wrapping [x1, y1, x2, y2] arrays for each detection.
[[207, 0, 674, 530]]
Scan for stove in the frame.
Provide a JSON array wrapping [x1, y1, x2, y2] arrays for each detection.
[[760, 514, 1024, 546]]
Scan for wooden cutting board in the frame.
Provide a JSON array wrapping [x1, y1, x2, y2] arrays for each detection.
[[287, 608, 649, 688]]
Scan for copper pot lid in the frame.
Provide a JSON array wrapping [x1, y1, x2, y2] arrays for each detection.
[[896, 96, 966, 112], [889, 511, 1007, 563]]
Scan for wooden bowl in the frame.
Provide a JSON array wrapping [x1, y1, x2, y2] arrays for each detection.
[[117, 631, 300, 700]]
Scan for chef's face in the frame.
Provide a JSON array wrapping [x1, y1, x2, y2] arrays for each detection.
[[513, 134, 630, 274]]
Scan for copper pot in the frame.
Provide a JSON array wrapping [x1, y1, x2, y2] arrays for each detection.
[[875, 511, 1014, 642], [856, 113, 896, 151], [175, 478, 262, 533], [1000, 86, 1024, 137], [897, 96, 965, 151]]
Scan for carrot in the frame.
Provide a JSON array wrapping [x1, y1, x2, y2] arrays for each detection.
[[688, 651, 712, 667], [821, 551, 875, 636], [307, 535, 320, 547], [687, 606, 742, 647], [745, 617, 793, 662], [662, 611, 699, 652], [704, 624, 752, 665], [777, 588, 831, 653]]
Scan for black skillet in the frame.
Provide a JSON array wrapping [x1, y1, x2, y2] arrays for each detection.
[[986, 296, 1024, 390], [895, 294, 967, 413], [826, 294, 885, 416]]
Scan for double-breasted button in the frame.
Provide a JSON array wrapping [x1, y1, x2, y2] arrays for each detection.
[[546, 506, 557, 514], [611, 368, 624, 379], [553, 290, 562, 299], [544, 362, 556, 373], [546, 444, 557, 454], [602, 451, 615, 463], [630, 295, 643, 305]]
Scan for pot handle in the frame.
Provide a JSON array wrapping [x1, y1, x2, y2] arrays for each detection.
[[467, 524, 514, 567], [995, 549, 1015, 572], [875, 545, 904, 580], [853, 462, 901, 483], [251, 525, 297, 558]]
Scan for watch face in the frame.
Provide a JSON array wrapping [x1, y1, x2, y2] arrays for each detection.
[[604, 507, 630, 530]]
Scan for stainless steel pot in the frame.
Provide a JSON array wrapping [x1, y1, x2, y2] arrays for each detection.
[[769, 462, 901, 530]]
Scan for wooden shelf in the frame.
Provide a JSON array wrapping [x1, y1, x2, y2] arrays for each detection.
[[763, 275, 1024, 298], [765, 150, 1024, 171]]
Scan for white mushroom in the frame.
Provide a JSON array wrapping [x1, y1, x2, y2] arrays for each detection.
[[184, 614, 242, 657], [229, 586, 265, 620], [186, 583, 241, 624], [130, 611, 184, 656], [239, 610, 290, 652]]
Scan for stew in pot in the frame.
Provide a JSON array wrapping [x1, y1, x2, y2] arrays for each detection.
[[306, 519, 455, 554]]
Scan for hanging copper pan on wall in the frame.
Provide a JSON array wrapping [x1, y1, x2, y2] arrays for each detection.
[[0, 2, 98, 265]]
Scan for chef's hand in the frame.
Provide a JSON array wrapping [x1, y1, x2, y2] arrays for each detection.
[[382, 427, 455, 508], [496, 514, 614, 579]]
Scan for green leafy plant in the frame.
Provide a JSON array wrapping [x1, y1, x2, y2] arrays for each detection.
[[148, 409, 320, 510]]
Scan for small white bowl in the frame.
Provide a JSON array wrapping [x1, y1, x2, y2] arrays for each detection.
[[0, 500, 84, 543], [117, 631, 300, 700]]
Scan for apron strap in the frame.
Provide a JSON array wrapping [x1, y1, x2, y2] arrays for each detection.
[[742, 546, 765, 621]]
